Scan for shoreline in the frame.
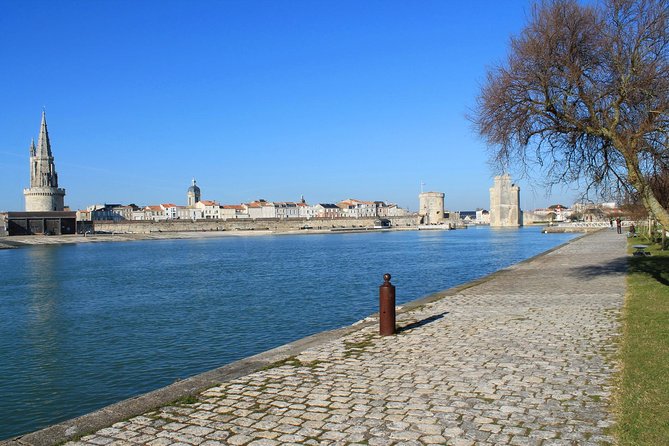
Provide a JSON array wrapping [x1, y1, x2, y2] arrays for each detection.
[[0, 225, 454, 250], [0, 222, 581, 251]]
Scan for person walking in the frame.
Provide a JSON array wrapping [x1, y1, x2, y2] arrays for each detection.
[[616, 217, 622, 234]]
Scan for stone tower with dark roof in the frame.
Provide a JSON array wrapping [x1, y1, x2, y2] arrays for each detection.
[[23, 111, 66, 211], [187, 178, 201, 207]]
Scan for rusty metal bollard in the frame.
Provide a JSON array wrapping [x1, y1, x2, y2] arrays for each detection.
[[379, 273, 396, 336]]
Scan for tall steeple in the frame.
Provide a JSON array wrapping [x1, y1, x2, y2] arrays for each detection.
[[29, 111, 59, 188], [36, 111, 53, 159], [24, 111, 66, 211]]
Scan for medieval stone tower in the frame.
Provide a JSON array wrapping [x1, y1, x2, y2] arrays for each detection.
[[489, 174, 522, 227], [23, 112, 66, 212], [187, 178, 201, 207], [418, 191, 445, 225]]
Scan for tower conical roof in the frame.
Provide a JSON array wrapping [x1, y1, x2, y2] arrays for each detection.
[[36, 111, 52, 159]]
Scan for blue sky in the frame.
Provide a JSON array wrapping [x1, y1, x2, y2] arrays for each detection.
[[0, 0, 580, 212]]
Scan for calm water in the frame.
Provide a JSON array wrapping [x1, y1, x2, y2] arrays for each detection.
[[0, 226, 576, 440]]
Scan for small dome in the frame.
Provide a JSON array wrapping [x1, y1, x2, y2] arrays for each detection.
[[187, 178, 200, 194]]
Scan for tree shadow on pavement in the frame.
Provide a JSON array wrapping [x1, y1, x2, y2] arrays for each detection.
[[570, 255, 669, 287], [397, 312, 448, 333], [570, 257, 628, 279]]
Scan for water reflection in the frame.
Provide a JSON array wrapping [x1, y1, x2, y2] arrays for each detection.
[[26, 247, 61, 325], [22, 247, 69, 427]]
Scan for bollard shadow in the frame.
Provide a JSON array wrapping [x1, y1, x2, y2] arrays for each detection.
[[397, 312, 448, 333]]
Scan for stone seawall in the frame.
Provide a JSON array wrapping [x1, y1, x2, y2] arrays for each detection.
[[543, 226, 604, 233], [91, 216, 420, 234]]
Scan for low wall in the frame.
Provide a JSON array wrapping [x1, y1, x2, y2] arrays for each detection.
[[91, 216, 420, 234], [543, 221, 635, 233], [543, 226, 604, 233]]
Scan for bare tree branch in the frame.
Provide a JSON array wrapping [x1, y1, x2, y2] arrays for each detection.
[[473, 0, 669, 226]]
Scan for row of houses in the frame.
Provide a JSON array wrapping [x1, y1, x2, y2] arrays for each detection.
[[78, 198, 409, 222]]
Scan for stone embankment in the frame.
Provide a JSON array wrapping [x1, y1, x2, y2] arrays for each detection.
[[90, 216, 420, 234], [543, 221, 637, 233], [543, 225, 605, 233], [0, 216, 430, 249], [5, 229, 627, 446]]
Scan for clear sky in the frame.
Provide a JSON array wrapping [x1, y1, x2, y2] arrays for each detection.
[[0, 0, 580, 212]]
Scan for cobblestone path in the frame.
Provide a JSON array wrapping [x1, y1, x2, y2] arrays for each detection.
[[68, 230, 626, 446]]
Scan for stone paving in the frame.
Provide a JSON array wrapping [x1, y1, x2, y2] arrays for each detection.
[[66, 230, 626, 446]]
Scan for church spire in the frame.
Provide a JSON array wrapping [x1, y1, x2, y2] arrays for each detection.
[[36, 110, 52, 159], [24, 110, 65, 211], [30, 111, 59, 188]]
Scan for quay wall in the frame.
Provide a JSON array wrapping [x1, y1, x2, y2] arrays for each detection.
[[91, 216, 421, 234], [543, 226, 603, 233]]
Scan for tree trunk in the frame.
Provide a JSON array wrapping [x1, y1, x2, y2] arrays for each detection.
[[625, 156, 669, 229], [639, 186, 669, 229]]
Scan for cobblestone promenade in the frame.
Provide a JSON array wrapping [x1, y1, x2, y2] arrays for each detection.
[[69, 230, 626, 446]]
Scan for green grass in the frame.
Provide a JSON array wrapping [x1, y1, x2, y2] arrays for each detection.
[[615, 240, 669, 445], [343, 335, 374, 358], [172, 394, 199, 406], [259, 356, 303, 370], [259, 356, 324, 370]]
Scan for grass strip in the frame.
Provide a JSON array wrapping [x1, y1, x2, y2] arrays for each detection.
[[615, 240, 669, 445]]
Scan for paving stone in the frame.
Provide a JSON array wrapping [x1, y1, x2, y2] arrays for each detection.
[[247, 439, 279, 446], [225, 434, 253, 445], [86, 437, 114, 445], [420, 434, 448, 444], [273, 434, 303, 443], [179, 426, 214, 437], [414, 423, 443, 435], [146, 440, 171, 446]]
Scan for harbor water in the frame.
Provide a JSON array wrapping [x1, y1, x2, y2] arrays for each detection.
[[0, 226, 577, 440]]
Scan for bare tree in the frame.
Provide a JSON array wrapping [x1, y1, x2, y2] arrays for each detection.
[[474, 0, 669, 227]]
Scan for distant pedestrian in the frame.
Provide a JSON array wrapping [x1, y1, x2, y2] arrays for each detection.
[[616, 217, 622, 234], [629, 224, 636, 237], [610, 218, 614, 229]]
